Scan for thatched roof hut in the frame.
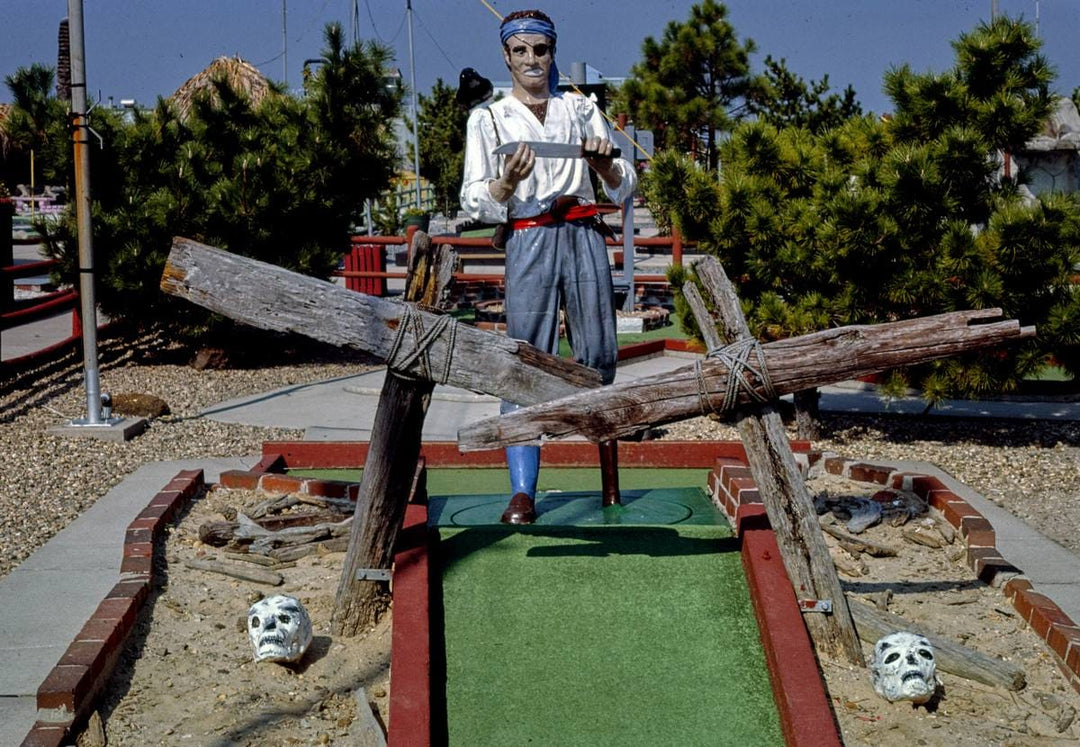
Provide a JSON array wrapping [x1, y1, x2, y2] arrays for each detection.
[[168, 56, 273, 121]]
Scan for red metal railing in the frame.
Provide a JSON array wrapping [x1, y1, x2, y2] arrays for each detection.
[[337, 226, 691, 294]]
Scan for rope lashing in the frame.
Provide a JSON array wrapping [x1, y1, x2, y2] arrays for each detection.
[[385, 302, 458, 384], [694, 337, 777, 415]]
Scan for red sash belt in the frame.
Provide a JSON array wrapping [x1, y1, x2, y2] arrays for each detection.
[[510, 203, 599, 231]]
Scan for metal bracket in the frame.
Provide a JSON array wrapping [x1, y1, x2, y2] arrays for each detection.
[[355, 568, 392, 582], [798, 599, 833, 614]]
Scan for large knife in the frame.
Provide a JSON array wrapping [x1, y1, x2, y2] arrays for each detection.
[[493, 141, 621, 159]]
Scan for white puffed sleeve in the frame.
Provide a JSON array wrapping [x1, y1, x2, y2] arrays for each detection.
[[460, 106, 509, 223], [578, 95, 637, 206]]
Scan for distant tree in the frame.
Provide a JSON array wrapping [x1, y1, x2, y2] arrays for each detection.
[[41, 23, 402, 345], [1, 64, 69, 189], [647, 17, 1079, 431], [414, 77, 468, 218], [619, 0, 757, 170], [747, 56, 862, 133]]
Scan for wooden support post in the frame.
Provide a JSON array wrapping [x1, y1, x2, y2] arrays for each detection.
[[333, 231, 454, 636], [689, 257, 864, 665]]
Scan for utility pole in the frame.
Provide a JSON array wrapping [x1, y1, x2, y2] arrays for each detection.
[[54, 0, 146, 441], [67, 0, 104, 426], [282, 0, 288, 88], [406, 0, 422, 210]]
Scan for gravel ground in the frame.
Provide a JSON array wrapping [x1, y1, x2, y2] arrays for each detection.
[[2, 327, 1078, 582], [0, 329, 379, 580]]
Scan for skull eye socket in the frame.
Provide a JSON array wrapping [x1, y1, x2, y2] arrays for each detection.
[[278, 613, 291, 624], [250, 616, 261, 629], [918, 649, 933, 660], [884, 652, 900, 664]]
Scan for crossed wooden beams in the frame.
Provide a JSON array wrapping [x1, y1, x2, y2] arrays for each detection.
[[162, 237, 1032, 661]]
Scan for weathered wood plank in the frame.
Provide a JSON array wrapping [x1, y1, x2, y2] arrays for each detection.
[[849, 599, 1026, 691], [161, 237, 601, 404], [693, 257, 864, 665], [333, 233, 453, 636], [458, 307, 1033, 449]]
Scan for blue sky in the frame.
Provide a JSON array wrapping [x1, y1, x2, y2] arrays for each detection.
[[1, 1, 1076, 116]]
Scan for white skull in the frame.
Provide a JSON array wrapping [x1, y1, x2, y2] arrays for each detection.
[[247, 595, 313, 664], [870, 631, 939, 704]]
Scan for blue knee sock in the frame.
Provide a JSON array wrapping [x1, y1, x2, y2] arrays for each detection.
[[507, 445, 540, 498]]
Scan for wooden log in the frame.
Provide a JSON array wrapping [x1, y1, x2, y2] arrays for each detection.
[[821, 524, 899, 557], [457, 306, 1034, 449], [161, 236, 601, 404], [688, 261, 864, 664], [848, 599, 1026, 691], [182, 558, 284, 586], [332, 233, 453, 636]]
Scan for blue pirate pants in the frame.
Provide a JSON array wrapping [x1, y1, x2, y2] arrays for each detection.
[[501, 218, 617, 498]]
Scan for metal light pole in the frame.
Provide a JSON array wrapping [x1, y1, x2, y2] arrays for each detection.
[[67, 0, 106, 426], [282, 0, 288, 88], [406, 0, 422, 210]]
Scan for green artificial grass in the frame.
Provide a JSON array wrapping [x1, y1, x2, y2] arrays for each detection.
[[435, 491, 783, 746], [290, 467, 712, 496]]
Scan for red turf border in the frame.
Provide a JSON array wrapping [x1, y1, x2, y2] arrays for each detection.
[[35, 439, 1079, 746]]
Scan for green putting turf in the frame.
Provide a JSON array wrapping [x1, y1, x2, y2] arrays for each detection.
[[290, 467, 713, 496], [433, 488, 784, 746]]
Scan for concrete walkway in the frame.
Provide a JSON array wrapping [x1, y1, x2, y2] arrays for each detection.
[[2, 345, 1079, 743], [0, 457, 259, 747]]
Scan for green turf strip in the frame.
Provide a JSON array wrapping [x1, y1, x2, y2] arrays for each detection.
[[436, 494, 783, 746], [290, 467, 712, 496]]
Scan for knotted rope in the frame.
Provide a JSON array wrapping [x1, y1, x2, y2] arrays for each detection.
[[385, 302, 458, 385], [694, 337, 777, 415]]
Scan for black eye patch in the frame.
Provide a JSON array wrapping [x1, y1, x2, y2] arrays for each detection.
[[511, 43, 551, 58]]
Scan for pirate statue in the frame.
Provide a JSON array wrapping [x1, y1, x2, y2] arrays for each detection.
[[460, 9, 637, 524]]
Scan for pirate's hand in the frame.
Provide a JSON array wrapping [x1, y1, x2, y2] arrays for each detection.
[[490, 142, 535, 202], [583, 137, 621, 188]]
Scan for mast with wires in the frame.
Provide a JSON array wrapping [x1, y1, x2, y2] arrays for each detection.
[[407, 0, 422, 210], [282, 0, 288, 87]]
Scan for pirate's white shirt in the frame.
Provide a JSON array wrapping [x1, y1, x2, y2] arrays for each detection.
[[460, 91, 637, 223]]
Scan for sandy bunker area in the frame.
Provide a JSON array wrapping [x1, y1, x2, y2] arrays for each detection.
[[79, 472, 1080, 746]]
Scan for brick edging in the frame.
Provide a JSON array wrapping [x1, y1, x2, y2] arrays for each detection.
[[707, 456, 841, 746], [22, 470, 204, 747], [710, 452, 1080, 698]]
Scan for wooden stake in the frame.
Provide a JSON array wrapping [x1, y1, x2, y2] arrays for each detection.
[[332, 231, 454, 636], [688, 258, 864, 665]]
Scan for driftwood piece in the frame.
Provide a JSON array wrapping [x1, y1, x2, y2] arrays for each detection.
[[248, 495, 301, 519], [224, 552, 294, 569], [161, 237, 601, 405], [270, 537, 350, 563], [333, 233, 455, 636], [457, 307, 1034, 449], [685, 262, 864, 665], [198, 510, 347, 547], [849, 599, 1027, 691], [182, 558, 284, 586], [821, 524, 899, 557], [902, 523, 948, 548]]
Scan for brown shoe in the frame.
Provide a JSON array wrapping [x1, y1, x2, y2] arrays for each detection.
[[500, 492, 537, 525]]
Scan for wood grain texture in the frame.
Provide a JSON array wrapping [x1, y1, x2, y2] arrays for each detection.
[[458, 307, 1033, 449], [162, 237, 601, 404]]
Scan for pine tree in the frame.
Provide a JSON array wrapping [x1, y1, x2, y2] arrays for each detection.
[[39, 23, 403, 345], [619, 0, 757, 170], [747, 56, 862, 133], [414, 78, 468, 219], [647, 17, 1080, 423]]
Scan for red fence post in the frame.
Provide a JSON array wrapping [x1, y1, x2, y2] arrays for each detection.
[[0, 198, 13, 312]]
